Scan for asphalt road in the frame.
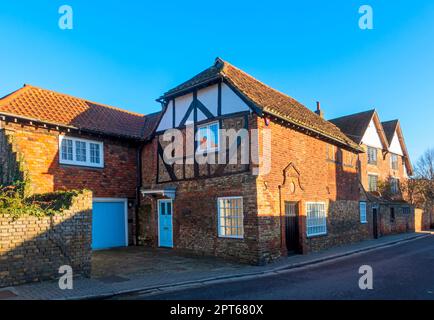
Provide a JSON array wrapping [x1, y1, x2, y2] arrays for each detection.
[[122, 235, 434, 300]]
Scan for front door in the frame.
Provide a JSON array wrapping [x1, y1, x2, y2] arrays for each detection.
[[158, 199, 173, 248], [285, 202, 300, 253]]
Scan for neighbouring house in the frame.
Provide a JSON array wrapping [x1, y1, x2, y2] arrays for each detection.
[[139, 58, 380, 265], [330, 110, 417, 236], [0, 84, 160, 250]]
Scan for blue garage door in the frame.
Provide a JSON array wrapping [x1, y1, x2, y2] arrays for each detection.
[[92, 200, 127, 250]]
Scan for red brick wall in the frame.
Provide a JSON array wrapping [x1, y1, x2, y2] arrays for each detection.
[[140, 115, 261, 264], [359, 144, 407, 194], [139, 113, 374, 264], [2, 122, 138, 198], [255, 115, 372, 260]]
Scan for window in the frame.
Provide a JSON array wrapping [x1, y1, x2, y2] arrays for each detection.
[[59, 136, 104, 168], [90, 143, 101, 164], [391, 154, 398, 170], [327, 145, 336, 161], [306, 202, 327, 237], [390, 178, 399, 194], [402, 207, 411, 215], [197, 122, 219, 152], [217, 197, 243, 238], [368, 174, 378, 192], [367, 146, 377, 165], [360, 202, 367, 223]]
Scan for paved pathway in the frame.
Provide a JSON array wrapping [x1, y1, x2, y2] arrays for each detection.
[[0, 232, 430, 300], [130, 234, 434, 300]]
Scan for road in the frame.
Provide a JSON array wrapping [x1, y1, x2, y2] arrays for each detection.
[[120, 235, 434, 300]]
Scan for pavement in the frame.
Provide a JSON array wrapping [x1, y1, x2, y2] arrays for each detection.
[[132, 232, 434, 300], [0, 231, 431, 300]]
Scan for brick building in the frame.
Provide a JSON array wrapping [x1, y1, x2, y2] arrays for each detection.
[[330, 109, 415, 237], [0, 85, 159, 249], [139, 58, 382, 264], [0, 59, 418, 265]]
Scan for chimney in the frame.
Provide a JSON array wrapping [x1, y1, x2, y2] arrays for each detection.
[[315, 101, 324, 118]]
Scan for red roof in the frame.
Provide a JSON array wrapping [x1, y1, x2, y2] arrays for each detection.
[[0, 85, 158, 140]]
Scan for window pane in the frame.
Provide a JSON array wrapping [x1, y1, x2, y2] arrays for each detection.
[[61, 139, 73, 161], [197, 127, 208, 151], [209, 123, 219, 149], [75, 141, 86, 162], [90, 143, 100, 164]]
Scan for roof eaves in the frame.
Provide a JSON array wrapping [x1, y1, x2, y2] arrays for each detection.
[[263, 109, 363, 153], [0, 111, 144, 141]]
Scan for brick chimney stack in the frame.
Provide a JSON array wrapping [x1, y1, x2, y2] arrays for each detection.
[[315, 101, 324, 118]]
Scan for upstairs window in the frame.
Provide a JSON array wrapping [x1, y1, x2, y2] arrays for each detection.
[[390, 178, 399, 194], [368, 174, 378, 192], [367, 146, 377, 165], [391, 154, 399, 170], [59, 136, 104, 168], [327, 145, 336, 162], [197, 122, 219, 153]]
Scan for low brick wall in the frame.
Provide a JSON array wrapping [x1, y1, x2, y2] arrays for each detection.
[[0, 191, 92, 288]]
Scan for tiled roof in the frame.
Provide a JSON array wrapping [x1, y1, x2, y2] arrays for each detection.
[[164, 58, 361, 151], [0, 85, 157, 140], [381, 120, 399, 144], [329, 110, 376, 144]]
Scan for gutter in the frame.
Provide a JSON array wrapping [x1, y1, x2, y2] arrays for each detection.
[[0, 112, 144, 142]]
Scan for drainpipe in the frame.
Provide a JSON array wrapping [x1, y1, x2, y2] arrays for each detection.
[[135, 143, 145, 246], [278, 185, 283, 252]]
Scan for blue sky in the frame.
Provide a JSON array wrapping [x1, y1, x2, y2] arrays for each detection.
[[0, 1, 433, 161]]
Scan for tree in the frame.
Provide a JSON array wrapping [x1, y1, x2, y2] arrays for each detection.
[[414, 148, 434, 204]]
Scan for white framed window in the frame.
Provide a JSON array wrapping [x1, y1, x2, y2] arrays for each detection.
[[217, 197, 243, 239], [391, 154, 398, 170], [306, 202, 327, 237], [197, 121, 219, 153], [368, 174, 378, 192], [59, 136, 104, 168], [390, 178, 399, 194], [367, 146, 377, 165], [359, 202, 367, 224]]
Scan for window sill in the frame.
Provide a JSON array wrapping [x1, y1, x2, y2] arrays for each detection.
[[59, 163, 104, 170], [218, 235, 244, 240], [306, 233, 328, 239]]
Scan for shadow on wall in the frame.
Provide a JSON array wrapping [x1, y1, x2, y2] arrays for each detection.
[[0, 193, 92, 288], [0, 129, 24, 187]]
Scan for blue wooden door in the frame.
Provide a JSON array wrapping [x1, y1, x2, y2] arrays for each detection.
[[92, 201, 127, 250], [158, 200, 173, 248]]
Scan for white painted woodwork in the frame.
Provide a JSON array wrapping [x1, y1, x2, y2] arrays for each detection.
[[389, 132, 404, 156], [221, 83, 250, 115], [157, 82, 250, 131], [157, 100, 173, 131], [361, 119, 383, 149]]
